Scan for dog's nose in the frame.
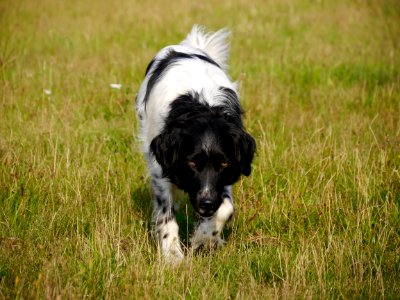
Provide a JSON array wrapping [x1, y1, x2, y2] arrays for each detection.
[[199, 199, 214, 211], [197, 189, 218, 215], [198, 200, 217, 217]]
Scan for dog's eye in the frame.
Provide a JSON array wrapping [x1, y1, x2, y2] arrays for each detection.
[[221, 162, 229, 169], [188, 161, 196, 169]]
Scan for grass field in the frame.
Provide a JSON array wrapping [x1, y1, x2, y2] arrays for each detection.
[[1, 0, 399, 298]]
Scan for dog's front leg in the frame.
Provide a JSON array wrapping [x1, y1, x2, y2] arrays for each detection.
[[191, 186, 234, 251], [150, 165, 184, 263]]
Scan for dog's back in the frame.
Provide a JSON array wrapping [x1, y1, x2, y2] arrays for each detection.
[[136, 26, 237, 152]]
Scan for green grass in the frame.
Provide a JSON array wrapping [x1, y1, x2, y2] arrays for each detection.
[[1, 0, 399, 298]]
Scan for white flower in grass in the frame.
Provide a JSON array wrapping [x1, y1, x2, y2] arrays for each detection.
[[44, 89, 52, 95], [110, 83, 122, 89]]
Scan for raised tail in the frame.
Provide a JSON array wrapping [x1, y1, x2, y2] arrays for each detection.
[[180, 25, 231, 71]]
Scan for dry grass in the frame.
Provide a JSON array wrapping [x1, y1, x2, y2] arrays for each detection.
[[1, 0, 399, 298]]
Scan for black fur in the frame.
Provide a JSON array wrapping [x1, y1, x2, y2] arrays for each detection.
[[144, 58, 156, 76], [150, 92, 256, 217]]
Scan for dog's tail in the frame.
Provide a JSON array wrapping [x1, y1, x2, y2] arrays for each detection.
[[180, 25, 230, 71]]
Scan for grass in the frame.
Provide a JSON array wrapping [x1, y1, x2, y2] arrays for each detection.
[[1, 0, 399, 298]]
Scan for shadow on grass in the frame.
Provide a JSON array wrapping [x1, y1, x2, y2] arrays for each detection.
[[130, 184, 199, 247], [131, 185, 153, 232]]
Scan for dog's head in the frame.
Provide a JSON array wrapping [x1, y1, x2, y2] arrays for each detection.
[[150, 110, 256, 217]]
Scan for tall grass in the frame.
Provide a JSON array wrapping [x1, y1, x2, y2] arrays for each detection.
[[1, 0, 399, 298]]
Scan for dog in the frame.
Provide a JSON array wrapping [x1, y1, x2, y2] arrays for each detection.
[[136, 25, 256, 262]]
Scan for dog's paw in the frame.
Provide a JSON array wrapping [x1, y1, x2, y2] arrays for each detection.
[[164, 247, 184, 264], [161, 234, 184, 263], [156, 218, 184, 263], [191, 231, 226, 252]]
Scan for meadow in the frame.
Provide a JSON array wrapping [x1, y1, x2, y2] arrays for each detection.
[[1, 0, 399, 298]]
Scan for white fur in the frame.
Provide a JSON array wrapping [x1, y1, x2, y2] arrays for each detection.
[[180, 25, 231, 71], [136, 28, 236, 153], [158, 219, 184, 262]]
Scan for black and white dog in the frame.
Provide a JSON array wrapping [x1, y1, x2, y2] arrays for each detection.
[[136, 25, 256, 262]]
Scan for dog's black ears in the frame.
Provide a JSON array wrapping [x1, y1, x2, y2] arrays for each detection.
[[150, 130, 189, 177], [232, 130, 256, 176], [150, 131, 179, 175]]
